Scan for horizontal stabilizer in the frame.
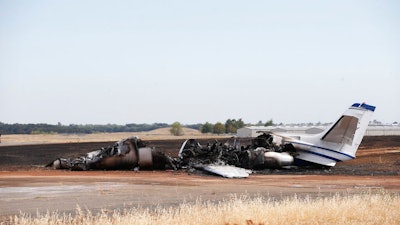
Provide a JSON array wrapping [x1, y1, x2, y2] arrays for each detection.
[[202, 165, 252, 178]]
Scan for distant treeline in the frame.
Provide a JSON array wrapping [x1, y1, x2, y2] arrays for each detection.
[[0, 118, 262, 135], [0, 122, 171, 134], [0, 120, 247, 135]]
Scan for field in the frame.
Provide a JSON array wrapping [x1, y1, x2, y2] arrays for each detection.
[[0, 133, 399, 224], [0, 128, 218, 145], [8, 193, 400, 225]]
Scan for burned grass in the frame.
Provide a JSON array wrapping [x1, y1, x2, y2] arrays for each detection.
[[0, 136, 399, 176]]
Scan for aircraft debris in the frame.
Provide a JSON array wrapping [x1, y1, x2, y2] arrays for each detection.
[[48, 137, 175, 171], [47, 133, 300, 178], [202, 165, 252, 178], [48, 133, 295, 174], [176, 133, 297, 170]]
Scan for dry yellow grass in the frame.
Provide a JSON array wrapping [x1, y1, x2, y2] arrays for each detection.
[[7, 192, 399, 225], [0, 128, 226, 145]]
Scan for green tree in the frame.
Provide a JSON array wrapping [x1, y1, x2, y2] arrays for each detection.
[[225, 118, 245, 133], [170, 122, 183, 136], [256, 120, 264, 126], [200, 122, 214, 133], [213, 122, 226, 134], [225, 119, 235, 133], [265, 119, 274, 127]]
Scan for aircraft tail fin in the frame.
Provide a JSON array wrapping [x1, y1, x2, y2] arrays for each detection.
[[318, 103, 375, 157]]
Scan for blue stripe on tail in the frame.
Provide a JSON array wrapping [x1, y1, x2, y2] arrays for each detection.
[[351, 103, 376, 112]]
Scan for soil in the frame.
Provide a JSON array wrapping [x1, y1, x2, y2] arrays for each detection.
[[0, 136, 399, 220], [1, 136, 399, 176]]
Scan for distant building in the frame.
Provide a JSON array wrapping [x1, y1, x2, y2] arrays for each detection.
[[236, 125, 400, 137], [365, 125, 400, 136], [237, 126, 326, 138]]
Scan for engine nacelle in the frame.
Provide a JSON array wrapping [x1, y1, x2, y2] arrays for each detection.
[[264, 152, 294, 167]]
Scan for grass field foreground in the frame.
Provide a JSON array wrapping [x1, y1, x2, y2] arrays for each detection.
[[7, 192, 399, 225]]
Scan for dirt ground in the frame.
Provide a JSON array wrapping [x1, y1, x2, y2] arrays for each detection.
[[0, 136, 399, 220]]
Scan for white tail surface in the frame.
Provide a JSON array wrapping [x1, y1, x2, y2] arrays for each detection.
[[287, 103, 376, 167]]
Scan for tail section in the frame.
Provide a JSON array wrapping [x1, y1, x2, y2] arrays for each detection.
[[320, 103, 375, 156], [290, 103, 375, 167]]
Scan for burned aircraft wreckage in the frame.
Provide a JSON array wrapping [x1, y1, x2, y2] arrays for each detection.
[[48, 133, 298, 178], [49, 103, 376, 178]]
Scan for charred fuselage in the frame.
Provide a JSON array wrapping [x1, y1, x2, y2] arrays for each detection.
[[49, 137, 173, 171], [49, 133, 298, 172]]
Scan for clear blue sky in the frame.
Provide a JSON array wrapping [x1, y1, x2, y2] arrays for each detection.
[[1, 1, 399, 125]]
